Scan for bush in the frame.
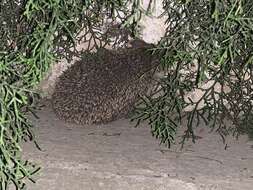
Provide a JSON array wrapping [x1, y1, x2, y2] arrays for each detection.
[[133, 0, 253, 147], [1, 0, 252, 189]]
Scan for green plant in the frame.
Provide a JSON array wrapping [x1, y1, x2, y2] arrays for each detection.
[[1, 0, 252, 189], [133, 0, 253, 147], [0, 0, 148, 189]]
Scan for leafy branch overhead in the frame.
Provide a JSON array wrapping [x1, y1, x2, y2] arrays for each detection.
[[133, 0, 253, 147]]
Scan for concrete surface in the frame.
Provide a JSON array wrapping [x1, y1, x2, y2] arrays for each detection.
[[22, 102, 253, 190]]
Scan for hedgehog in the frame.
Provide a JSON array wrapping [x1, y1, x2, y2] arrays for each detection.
[[52, 40, 159, 125]]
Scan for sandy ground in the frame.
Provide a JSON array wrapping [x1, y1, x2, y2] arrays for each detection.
[[22, 102, 253, 190]]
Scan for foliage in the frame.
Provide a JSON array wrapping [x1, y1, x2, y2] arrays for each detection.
[[1, 0, 253, 189], [133, 0, 253, 147], [0, 0, 147, 189]]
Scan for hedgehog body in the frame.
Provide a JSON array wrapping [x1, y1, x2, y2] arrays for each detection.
[[52, 43, 159, 125]]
